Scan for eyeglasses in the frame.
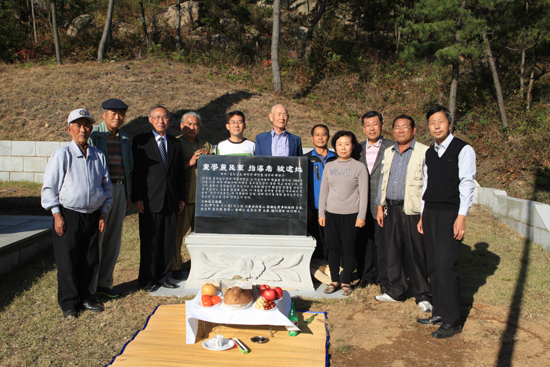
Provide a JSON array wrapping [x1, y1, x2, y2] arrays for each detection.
[[393, 125, 411, 131], [151, 115, 169, 121]]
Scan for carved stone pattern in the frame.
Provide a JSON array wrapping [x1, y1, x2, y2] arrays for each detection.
[[197, 252, 303, 282]]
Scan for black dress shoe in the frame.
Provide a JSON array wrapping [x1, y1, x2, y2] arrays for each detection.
[[63, 309, 78, 319], [432, 324, 462, 339], [83, 298, 104, 312], [417, 315, 443, 325], [357, 279, 375, 288], [380, 285, 388, 294], [171, 270, 184, 280], [159, 281, 179, 289]]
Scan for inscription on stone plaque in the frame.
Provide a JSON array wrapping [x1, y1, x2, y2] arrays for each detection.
[[195, 155, 308, 235]]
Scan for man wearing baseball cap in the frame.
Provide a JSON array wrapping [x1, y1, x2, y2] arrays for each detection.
[[42, 108, 113, 318], [89, 99, 133, 299]]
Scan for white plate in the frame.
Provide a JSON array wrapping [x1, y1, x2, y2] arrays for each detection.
[[255, 303, 278, 312], [202, 338, 235, 351], [196, 291, 223, 308]]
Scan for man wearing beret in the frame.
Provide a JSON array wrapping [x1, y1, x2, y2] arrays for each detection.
[[89, 99, 133, 298], [42, 109, 112, 318]]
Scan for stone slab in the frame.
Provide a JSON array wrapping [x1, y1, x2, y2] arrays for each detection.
[[10, 172, 34, 181], [36, 142, 60, 157], [12, 141, 35, 156], [24, 157, 48, 172], [185, 233, 316, 290], [0, 156, 23, 171], [0, 172, 9, 181], [0, 141, 11, 156], [34, 173, 44, 184]]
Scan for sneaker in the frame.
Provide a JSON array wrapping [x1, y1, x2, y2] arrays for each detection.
[[374, 293, 399, 302], [418, 301, 433, 313], [97, 286, 121, 298]]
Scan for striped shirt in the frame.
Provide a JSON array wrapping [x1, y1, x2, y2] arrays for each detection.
[[106, 133, 125, 180]]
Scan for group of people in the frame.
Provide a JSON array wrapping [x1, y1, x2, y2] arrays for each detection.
[[41, 100, 476, 340]]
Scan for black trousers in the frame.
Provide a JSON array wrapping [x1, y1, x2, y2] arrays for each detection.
[[423, 207, 461, 326], [138, 204, 177, 287], [325, 212, 359, 284], [308, 208, 327, 259], [52, 207, 100, 312], [355, 209, 384, 284], [384, 204, 431, 303]]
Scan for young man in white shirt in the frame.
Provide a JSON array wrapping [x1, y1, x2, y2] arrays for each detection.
[[216, 111, 255, 156]]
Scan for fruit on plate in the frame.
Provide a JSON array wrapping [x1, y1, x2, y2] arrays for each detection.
[[201, 295, 213, 307], [263, 289, 277, 301], [211, 295, 221, 305], [201, 283, 218, 297], [254, 297, 276, 310], [273, 287, 283, 299]]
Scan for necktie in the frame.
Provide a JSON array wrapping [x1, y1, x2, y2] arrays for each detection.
[[158, 137, 167, 169]]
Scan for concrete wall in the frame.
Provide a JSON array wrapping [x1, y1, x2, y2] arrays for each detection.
[[0, 141, 69, 183], [474, 184, 550, 252]]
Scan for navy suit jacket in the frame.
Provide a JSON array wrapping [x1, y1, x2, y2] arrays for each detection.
[[254, 130, 303, 156]]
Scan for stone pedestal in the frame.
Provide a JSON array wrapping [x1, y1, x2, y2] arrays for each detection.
[[185, 232, 316, 290]]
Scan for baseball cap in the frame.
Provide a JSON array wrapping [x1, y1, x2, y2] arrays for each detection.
[[67, 108, 96, 125]]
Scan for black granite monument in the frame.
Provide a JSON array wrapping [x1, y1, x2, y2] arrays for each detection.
[[195, 155, 308, 236]]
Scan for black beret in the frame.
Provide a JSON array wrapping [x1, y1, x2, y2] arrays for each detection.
[[102, 98, 128, 111]]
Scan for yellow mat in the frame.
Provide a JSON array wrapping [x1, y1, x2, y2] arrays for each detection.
[[108, 304, 328, 367]]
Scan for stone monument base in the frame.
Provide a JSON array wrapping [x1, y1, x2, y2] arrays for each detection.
[[185, 233, 316, 290]]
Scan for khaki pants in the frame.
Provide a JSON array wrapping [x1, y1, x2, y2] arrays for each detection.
[[172, 203, 195, 271]]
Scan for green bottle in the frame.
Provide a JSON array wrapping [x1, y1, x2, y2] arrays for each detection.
[[288, 302, 299, 336]]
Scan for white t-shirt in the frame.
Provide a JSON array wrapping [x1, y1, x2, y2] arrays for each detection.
[[216, 138, 255, 156]]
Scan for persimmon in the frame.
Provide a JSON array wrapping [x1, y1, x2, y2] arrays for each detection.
[[211, 295, 221, 305]]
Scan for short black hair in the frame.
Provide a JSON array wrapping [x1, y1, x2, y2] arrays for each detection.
[[331, 130, 357, 149], [361, 111, 383, 125], [311, 124, 329, 136], [426, 106, 452, 124], [227, 110, 245, 123], [392, 114, 415, 129]]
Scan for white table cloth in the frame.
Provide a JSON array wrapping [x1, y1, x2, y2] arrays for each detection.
[[185, 291, 300, 344]]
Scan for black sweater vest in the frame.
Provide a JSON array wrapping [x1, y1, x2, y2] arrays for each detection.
[[423, 137, 468, 209]]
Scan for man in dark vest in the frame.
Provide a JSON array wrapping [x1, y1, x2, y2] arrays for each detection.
[[417, 106, 476, 339]]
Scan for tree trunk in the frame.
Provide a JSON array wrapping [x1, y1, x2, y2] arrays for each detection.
[[482, 28, 508, 128], [394, 28, 401, 62], [139, 0, 149, 46], [31, 0, 38, 43], [51, 0, 62, 65], [449, 63, 459, 124], [271, 0, 282, 92], [175, 0, 181, 51], [98, 0, 116, 63], [304, 0, 326, 62], [520, 2, 529, 95], [526, 67, 535, 111]]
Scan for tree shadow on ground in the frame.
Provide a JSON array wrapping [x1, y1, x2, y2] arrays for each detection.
[[459, 242, 500, 322], [0, 246, 56, 312], [122, 91, 257, 145]]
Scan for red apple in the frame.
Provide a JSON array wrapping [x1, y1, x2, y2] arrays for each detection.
[[273, 287, 283, 299], [263, 289, 277, 301]]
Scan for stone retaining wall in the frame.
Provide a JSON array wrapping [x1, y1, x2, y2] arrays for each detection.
[[0, 140, 68, 183]]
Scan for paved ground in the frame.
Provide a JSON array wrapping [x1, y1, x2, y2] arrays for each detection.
[[0, 215, 52, 250]]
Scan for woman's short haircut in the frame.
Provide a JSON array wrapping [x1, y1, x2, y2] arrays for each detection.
[[331, 130, 357, 149]]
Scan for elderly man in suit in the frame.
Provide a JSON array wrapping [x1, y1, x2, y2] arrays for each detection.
[[132, 106, 186, 291], [353, 111, 394, 291], [255, 104, 303, 156]]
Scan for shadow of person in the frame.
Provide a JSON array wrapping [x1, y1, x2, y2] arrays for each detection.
[[459, 242, 500, 322]]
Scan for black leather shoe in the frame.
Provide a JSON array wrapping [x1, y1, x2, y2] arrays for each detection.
[[82, 298, 104, 312], [63, 309, 78, 319], [432, 324, 462, 339], [159, 281, 179, 289], [380, 284, 388, 294], [357, 279, 375, 288], [171, 270, 184, 280], [417, 315, 443, 325]]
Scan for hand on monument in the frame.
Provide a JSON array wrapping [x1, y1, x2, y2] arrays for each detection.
[[134, 200, 144, 213], [53, 213, 66, 236]]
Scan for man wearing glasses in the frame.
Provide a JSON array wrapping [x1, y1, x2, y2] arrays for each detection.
[[353, 111, 394, 291], [373, 115, 432, 313], [132, 106, 186, 291], [216, 110, 255, 156], [171, 111, 213, 280], [255, 104, 303, 156]]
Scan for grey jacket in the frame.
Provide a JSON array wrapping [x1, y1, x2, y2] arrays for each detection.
[[353, 137, 395, 217], [89, 121, 133, 200]]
